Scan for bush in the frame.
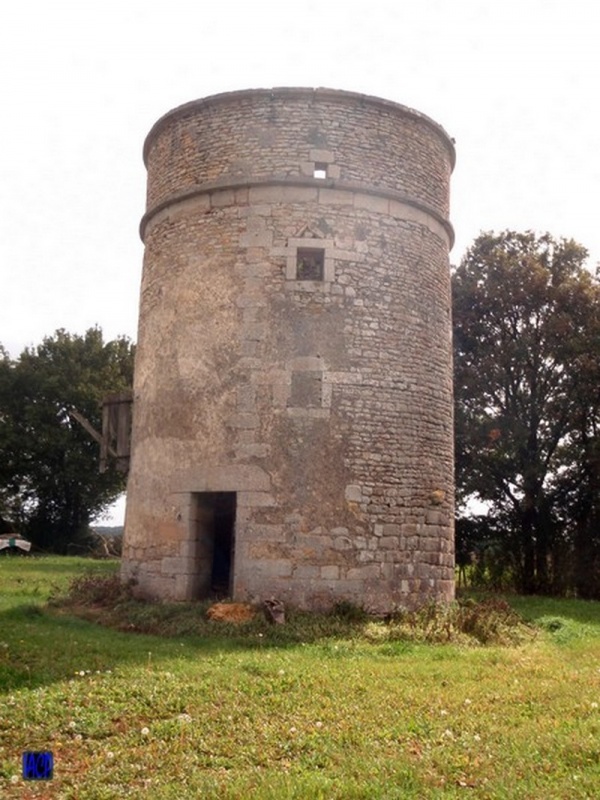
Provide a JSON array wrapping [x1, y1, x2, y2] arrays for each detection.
[[49, 571, 134, 608], [386, 597, 534, 646]]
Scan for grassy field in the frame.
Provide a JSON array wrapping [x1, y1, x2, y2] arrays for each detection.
[[0, 556, 599, 799]]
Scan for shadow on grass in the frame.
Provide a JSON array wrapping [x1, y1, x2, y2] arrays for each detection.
[[0, 558, 397, 694], [0, 600, 278, 695], [0, 556, 290, 693], [505, 594, 600, 642], [1, 593, 541, 697]]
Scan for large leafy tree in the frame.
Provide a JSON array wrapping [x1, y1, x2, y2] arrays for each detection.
[[0, 328, 134, 552], [453, 231, 600, 594], [560, 282, 600, 597]]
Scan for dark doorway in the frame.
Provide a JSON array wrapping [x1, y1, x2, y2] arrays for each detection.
[[193, 492, 237, 598]]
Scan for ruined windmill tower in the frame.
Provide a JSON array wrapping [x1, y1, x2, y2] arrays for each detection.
[[121, 88, 455, 611]]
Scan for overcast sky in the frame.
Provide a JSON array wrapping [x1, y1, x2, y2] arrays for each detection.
[[2, 0, 598, 522]]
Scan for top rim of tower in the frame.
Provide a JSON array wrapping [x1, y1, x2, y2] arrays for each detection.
[[142, 87, 456, 169]]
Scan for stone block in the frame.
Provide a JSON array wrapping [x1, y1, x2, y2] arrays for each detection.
[[237, 491, 276, 508], [160, 556, 189, 575], [239, 230, 273, 248], [380, 536, 398, 550], [179, 541, 199, 558], [293, 564, 321, 579], [321, 565, 340, 580], [333, 535, 352, 551], [305, 408, 329, 420], [380, 562, 395, 580], [230, 413, 260, 429], [426, 509, 443, 525], [288, 355, 324, 371], [344, 484, 362, 502], [358, 550, 375, 562], [346, 564, 381, 580], [235, 429, 256, 445], [144, 574, 174, 601], [254, 559, 293, 578], [235, 443, 270, 459], [178, 464, 271, 493], [242, 322, 268, 341], [249, 185, 318, 205], [354, 193, 389, 214], [309, 148, 335, 163], [250, 524, 285, 541], [174, 573, 193, 600], [210, 189, 235, 208], [382, 524, 401, 535], [319, 187, 352, 206]]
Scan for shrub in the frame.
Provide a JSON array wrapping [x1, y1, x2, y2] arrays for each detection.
[[49, 571, 134, 608]]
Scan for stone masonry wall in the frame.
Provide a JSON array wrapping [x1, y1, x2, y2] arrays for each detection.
[[122, 88, 455, 611], [142, 88, 453, 234]]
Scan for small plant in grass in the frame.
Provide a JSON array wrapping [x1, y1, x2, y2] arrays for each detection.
[[385, 597, 535, 646], [49, 571, 135, 608], [455, 596, 531, 644], [331, 599, 369, 622]]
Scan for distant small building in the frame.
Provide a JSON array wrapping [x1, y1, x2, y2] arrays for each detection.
[[121, 88, 455, 611]]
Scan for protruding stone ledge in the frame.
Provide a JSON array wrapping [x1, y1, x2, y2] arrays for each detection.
[[140, 176, 455, 248]]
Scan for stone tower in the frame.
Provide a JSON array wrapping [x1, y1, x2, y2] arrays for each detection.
[[122, 88, 455, 611]]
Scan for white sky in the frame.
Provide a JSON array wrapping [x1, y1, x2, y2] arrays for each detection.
[[1, 0, 599, 523]]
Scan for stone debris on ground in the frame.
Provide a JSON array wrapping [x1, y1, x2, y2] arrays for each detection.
[[263, 598, 286, 624]]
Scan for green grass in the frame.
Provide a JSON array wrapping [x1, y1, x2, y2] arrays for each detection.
[[1, 556, 600, 798]]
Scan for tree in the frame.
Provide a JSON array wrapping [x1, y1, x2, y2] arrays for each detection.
[[453, 231, 600, 594], [559, 285, 600, 597], [0, 328, 134, 552], [0, 344, 16, 531]]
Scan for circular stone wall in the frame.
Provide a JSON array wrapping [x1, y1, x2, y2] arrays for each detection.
[[122, 87, 455, 611]]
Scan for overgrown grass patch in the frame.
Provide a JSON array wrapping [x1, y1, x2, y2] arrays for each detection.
[[1, 557, 600, 798], [49, 570, 535, 648]]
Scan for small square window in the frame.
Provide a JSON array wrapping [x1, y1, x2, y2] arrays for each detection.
[[313, 163, 327, 179], [290, 372, 322, 408], [296, 248, 324, 281]]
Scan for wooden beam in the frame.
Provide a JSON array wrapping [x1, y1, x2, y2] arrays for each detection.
[[69, 408, 118, 458]]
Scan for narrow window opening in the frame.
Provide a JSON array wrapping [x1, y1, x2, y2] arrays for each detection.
[[193, 492, 236, 598], [296, 247, 325, 281], [313, 163, 327, 179]]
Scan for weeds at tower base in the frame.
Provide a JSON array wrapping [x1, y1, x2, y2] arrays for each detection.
[[50, 572, 535, 647]]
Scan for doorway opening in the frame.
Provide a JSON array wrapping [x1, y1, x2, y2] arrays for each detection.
[[193, 492, 237, 598]]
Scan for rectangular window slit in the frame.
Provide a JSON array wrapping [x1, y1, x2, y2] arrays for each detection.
[[313, 163, 327, 179], [296, 248, 325, 281]]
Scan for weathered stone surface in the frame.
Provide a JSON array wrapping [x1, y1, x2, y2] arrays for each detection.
[[121, 87, 456, 612]]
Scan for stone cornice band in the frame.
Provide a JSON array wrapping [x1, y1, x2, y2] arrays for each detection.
[[140, 176, 455, 249]]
